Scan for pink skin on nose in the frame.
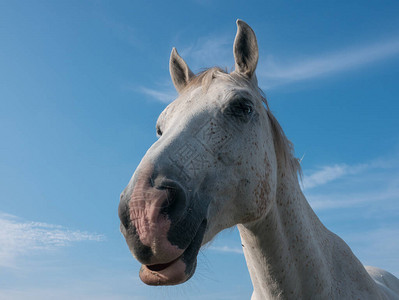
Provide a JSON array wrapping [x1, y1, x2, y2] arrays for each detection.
[[129, 164, 184, 264]]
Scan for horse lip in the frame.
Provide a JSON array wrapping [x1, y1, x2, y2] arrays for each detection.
[[146, 255, 181, 272], [140, 256, 187, 286], [140, 242, 190, 285]]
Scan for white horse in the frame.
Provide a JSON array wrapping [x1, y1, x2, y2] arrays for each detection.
[[119, 20, 399, 299]]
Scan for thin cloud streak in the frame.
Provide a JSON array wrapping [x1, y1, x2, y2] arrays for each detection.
[[138, 34, 399, 102], [302, 163, 368, 190], [0, 212, 105, 268], [302, 164, 349, 190], [302, 156, 399, 191], [208, 245, 244, 254], [308, 186, 399, 211], [136, 33, 232, 104], [139, 86, 177, 103], [303, 156, 399, 210], [175, 32, 399, 87], [259, 37, 399, 88], [179, 34, 232, 71]]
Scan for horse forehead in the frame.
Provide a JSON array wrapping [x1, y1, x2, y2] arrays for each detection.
[[185, 81, 257, 107], [162, 78, 260, 125]]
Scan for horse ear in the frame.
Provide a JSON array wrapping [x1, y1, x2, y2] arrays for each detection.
[[233, 20, 259, 78], [169, 48, 194, 93]]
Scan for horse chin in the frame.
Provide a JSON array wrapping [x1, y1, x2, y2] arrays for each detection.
[[139, 257, 195, 286]]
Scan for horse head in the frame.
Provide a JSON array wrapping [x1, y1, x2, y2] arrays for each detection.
[[118, 20, 280, 286]]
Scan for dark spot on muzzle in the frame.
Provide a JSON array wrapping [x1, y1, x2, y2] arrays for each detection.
[[167, 192, 209, 250], [182, 219, 207, 277]]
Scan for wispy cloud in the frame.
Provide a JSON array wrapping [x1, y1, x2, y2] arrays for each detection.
[[135, 33, 232, 104], [259, 37, 399, 88], [137, 33, 399, 101], [302, 163, 368, 190], [179, 34, 232, 72], [0, 212, 105, 268], [177, 32, 399, 86], [0, 273, 144, 300], [303, 157, 399, 276], [308, 185, 399, 211], [302, 164, 350, 190], [139, 86, 177, 104], [208, 245, 243, 254], [303, 156, 399, 210], [302, 156, 399, 191]]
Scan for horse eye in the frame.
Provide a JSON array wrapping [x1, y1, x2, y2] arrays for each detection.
[[244, 105, 252, 115], [225, 98, 254, 122]]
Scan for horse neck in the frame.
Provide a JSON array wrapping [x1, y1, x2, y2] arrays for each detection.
[[237, 165, 381, 299]]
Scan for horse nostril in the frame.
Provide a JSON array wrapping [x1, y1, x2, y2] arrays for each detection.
[[160, 188, 177, 216], [157, 180, 187, 221]]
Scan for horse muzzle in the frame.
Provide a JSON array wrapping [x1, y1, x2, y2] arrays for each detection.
[[118, 163, 207, 285]]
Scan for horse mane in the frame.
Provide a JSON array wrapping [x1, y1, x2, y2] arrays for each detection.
[[265, 107, 302, 177], [185, 67, 302, 178]]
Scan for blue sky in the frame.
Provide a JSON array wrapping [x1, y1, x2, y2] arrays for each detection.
[[1, 1, 399, 299]]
